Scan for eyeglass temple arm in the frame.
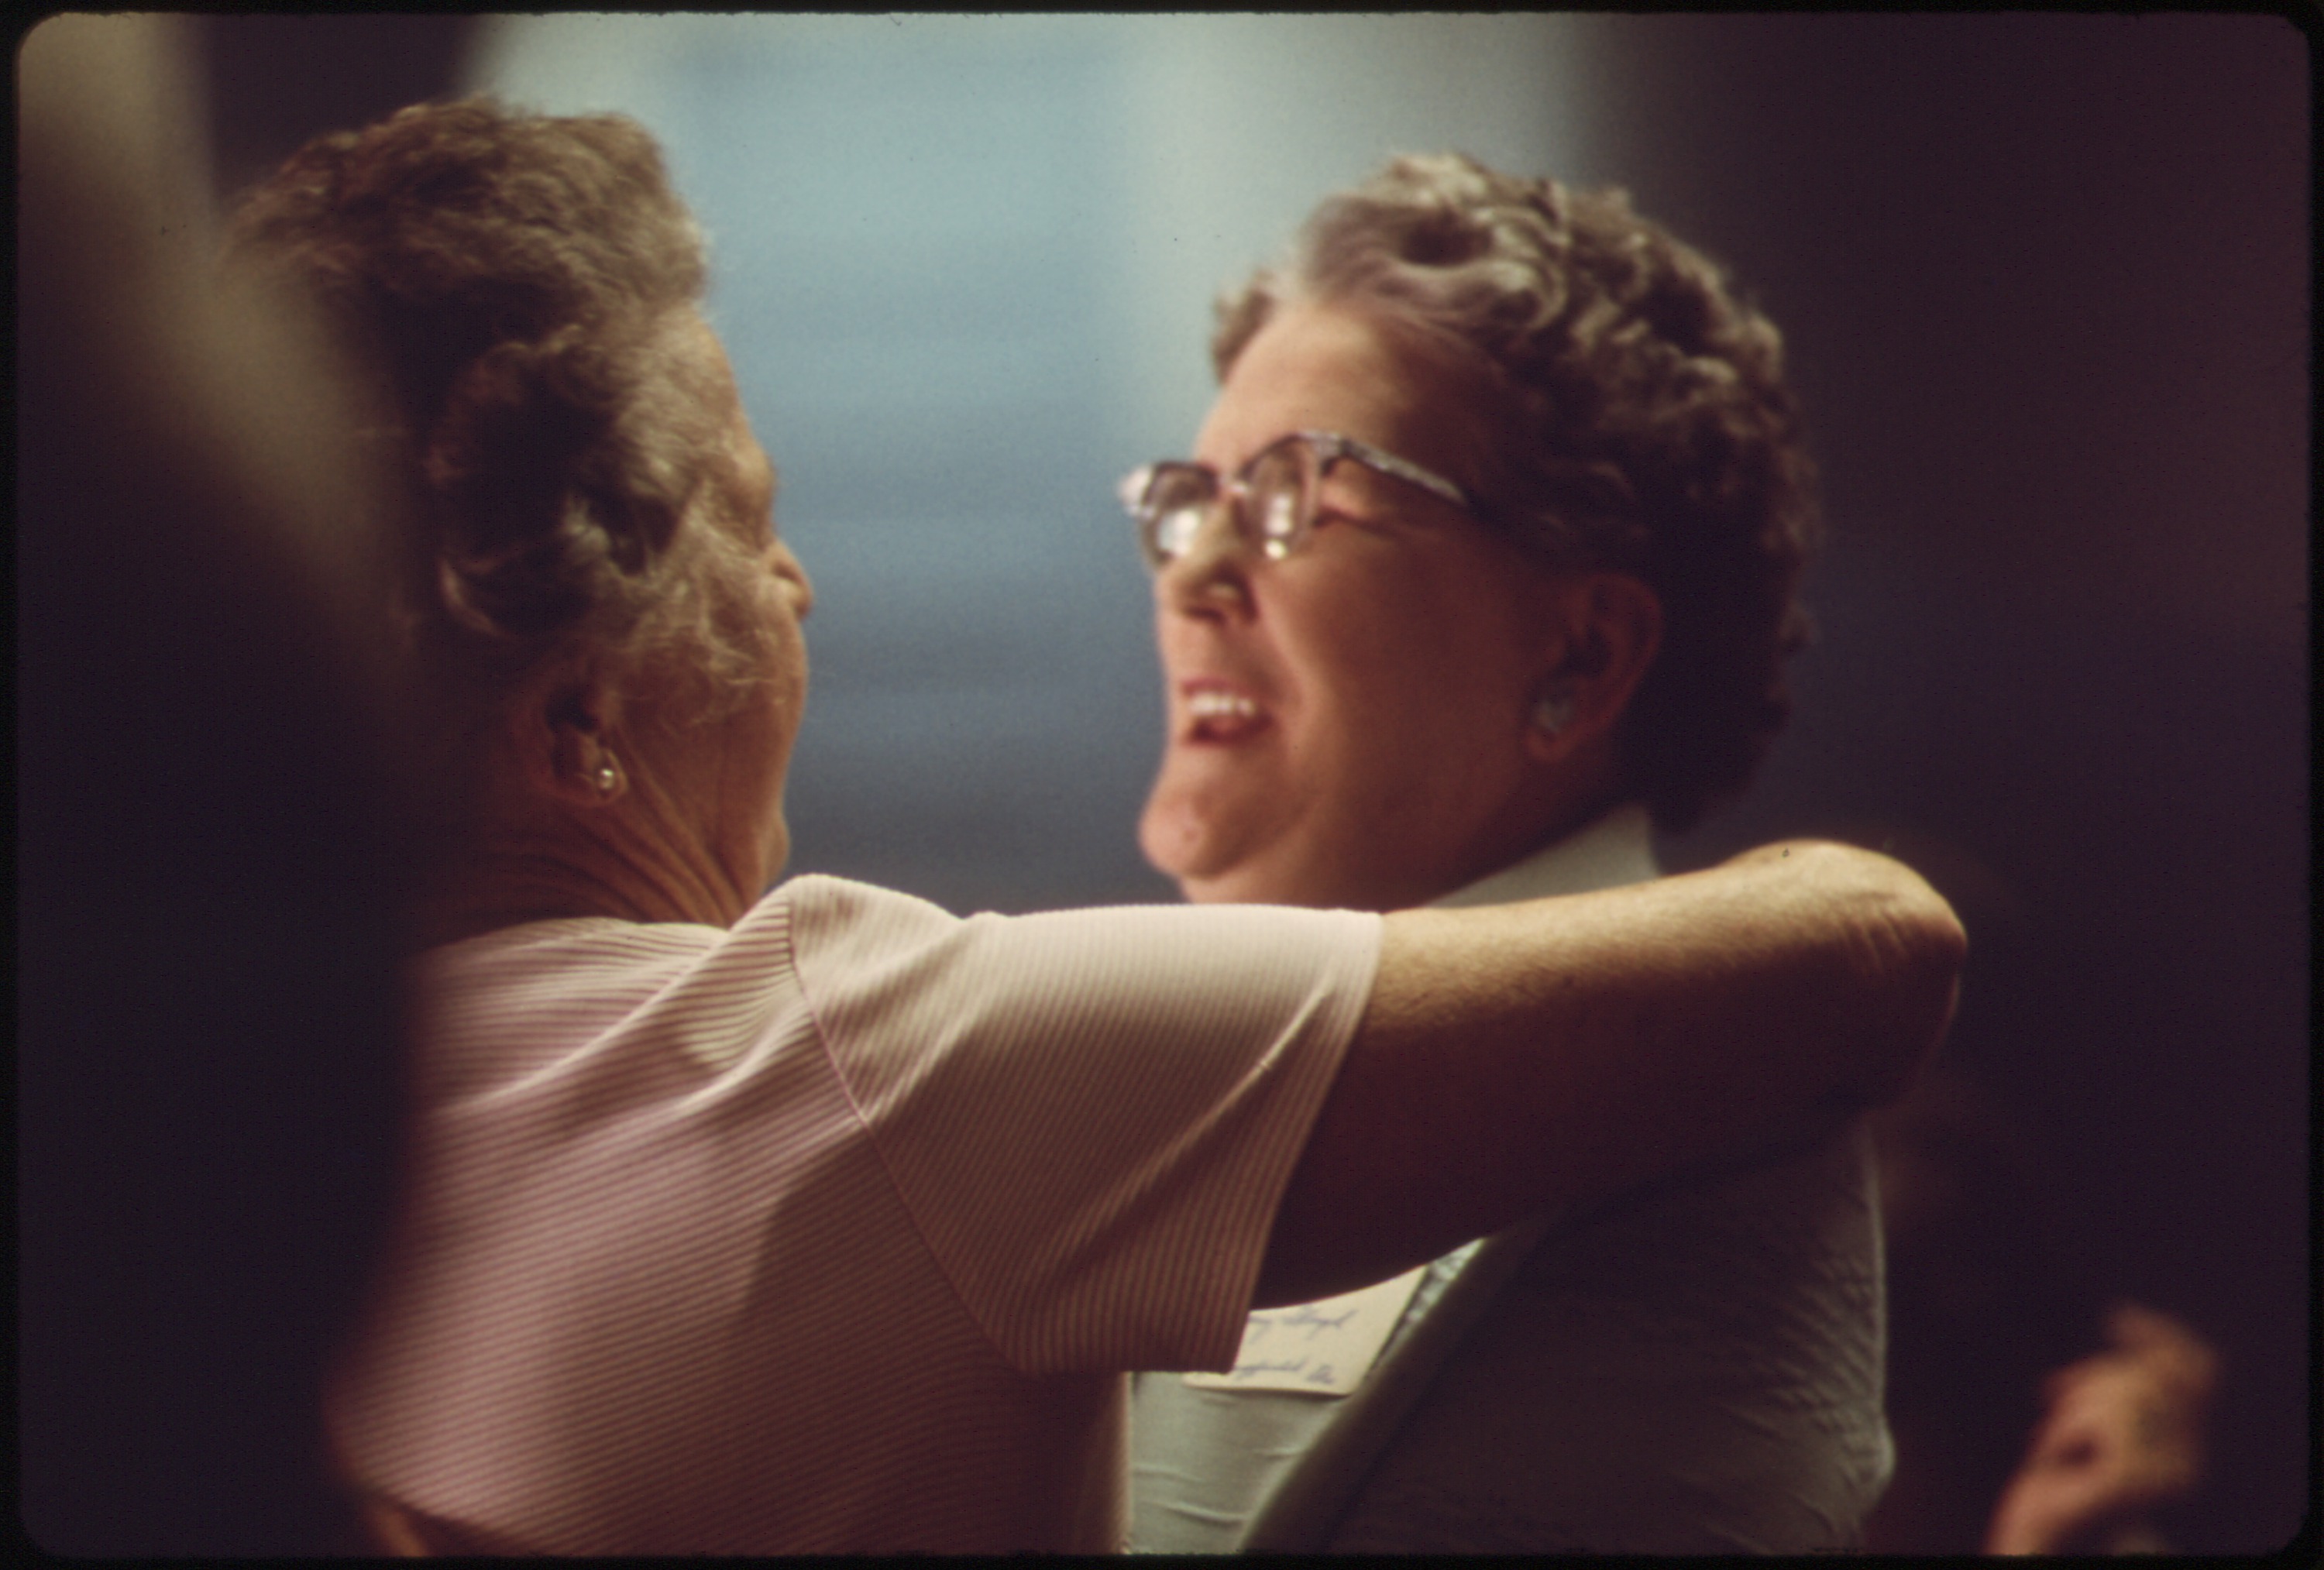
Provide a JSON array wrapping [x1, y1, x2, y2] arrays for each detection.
[[1305, 431, 1478, 513]]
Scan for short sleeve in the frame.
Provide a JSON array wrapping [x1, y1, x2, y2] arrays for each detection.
[[780, 877, 1380, 1376]]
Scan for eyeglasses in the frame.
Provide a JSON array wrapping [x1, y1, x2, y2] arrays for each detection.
[[1116, 430, 1483, 570]]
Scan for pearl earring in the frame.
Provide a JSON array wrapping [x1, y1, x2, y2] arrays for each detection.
[[1532, 690, 1576, 737], [595, 761, 620, 794]]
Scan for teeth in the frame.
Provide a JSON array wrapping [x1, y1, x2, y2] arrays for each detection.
[[1187, 690, 1259, 720]]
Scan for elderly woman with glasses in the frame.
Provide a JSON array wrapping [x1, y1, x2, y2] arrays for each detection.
[[226, 104, 1959, 1555], [1122, 153, 1882, 1554]]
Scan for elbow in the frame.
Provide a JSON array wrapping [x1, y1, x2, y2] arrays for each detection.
[[1841, 854, 1968, 1108], [1903, 874, 1969, 1032]]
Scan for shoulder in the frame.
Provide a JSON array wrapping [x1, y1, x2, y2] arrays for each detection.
[[755, 873, 968, 978], [768, 875, 1383, 1045]]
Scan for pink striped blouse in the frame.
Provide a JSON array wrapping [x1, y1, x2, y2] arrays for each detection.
[[325, 874, 1378, 1553]]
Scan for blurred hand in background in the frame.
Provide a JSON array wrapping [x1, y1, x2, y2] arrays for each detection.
[[1985, 1302, 2219, 1555]]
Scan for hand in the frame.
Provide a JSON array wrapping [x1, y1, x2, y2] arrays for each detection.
[[1983, 1302, 2219, 1555]]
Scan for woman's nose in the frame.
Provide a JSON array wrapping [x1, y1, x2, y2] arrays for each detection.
[[1155, 495, 1255, 617], [769, 540, 813, 620]]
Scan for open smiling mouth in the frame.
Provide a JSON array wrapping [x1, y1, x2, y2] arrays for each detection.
[[1185, 687, 1268, 744]]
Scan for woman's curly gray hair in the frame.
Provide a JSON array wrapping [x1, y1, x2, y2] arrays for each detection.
[[1215, 153, 1820, 833], [222, 98, 775, 819]]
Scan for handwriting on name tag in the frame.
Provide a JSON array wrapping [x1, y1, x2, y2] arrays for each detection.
[[1181, 1264, 1429, 1396]]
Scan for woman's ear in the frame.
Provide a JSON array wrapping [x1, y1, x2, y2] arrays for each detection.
[[518, 672, 631, 809], [1524, 571, 1663, 764]]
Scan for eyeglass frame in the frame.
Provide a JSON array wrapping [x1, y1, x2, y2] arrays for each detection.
[[1116, 429, 1487, 570]]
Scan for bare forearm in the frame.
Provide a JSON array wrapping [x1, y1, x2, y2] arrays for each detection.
[[1256, 840, 1962, 1307]]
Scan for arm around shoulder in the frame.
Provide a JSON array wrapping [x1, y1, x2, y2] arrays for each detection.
[[1255, 840, 1964, 1307]]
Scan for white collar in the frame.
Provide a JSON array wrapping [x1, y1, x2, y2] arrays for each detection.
[[1428, 802, 1659, 909]]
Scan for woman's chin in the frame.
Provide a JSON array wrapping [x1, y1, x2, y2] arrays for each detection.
[[1136, 793, 1231, 891]]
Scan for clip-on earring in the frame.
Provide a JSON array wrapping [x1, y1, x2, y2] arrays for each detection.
[[1531, 689, 1576, 737]]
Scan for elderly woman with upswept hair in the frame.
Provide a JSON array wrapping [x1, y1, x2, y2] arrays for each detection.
[[222, 103, 1961, 1555]]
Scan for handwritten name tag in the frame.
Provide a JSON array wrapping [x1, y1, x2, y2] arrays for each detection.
[[1182, 1264, 1430, 1396]]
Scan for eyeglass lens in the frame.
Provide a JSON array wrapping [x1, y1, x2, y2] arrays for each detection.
[[1138, 438, 1318, 565]]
